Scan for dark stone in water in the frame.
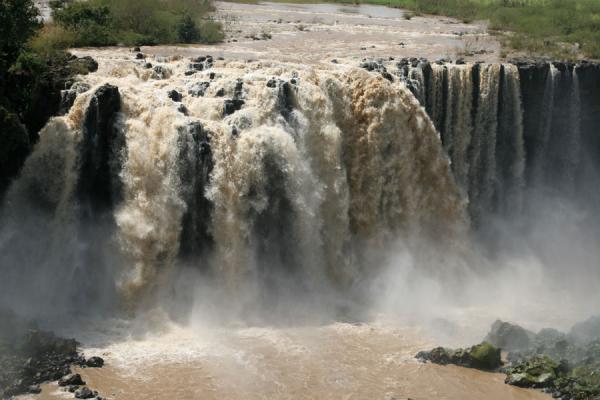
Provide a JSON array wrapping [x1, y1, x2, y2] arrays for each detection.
[[59, 373, 85, 386], [85, 357, 104, 368], [216, 88, 225, 97], [223, 99, 245, 116], [188, 82, 210, 97], [209, 72, 215, 80], [75, 386, 97, 399], [133, 47, 141, 52], [267, 78, 277, 88], [168, 90, 183, 102], [144, 62, 153, 69], [191, 63, 204, 71], [135, 52, 145, 60]]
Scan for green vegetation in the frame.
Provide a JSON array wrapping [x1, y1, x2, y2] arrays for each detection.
[[43, 0, 224, 48], [225, 0, 600, 59]]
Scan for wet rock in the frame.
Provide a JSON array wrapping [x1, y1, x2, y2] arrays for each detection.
[[59, 82, 91, 115], [85, 357, 104, 368], [266, 78, 277, 88], [569, 315, 600, 344], [505, 356, 559, 388], [188, 82, 210, 97], [27, 384, 42, 394], [144, 62, 153, 69], [133, 46, 141, 52], [485, 320, 536, 352], [59, 373, 85, 386], [185, 70, 196, 76], [0, 107, 32, 198], [215, 88, 225, 97], [135, 52, 145, 60], [190, 63, 204, 71], [209, 72, 215, 80], [152, 65, 170, 79], [194, 56, 207, 62], [75, 386, 97, 399], [416, 342, 501, 370], [223, 99, 245, 116], [168, 90, 182, 102], [177, 104, 189, 115]]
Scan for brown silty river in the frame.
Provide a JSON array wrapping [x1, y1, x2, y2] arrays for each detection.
[[19, 2, 591, 399]]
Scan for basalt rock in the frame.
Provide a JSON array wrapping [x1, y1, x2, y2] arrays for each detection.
[[76, 84, 122, 217], [168, 90, 183, 102], [416, 342, 502, 370], [0, 310, 83, 399], [59, 373, 85, 386], [75, 386, 97, 399], [85, 356, 104, 368], [485, 320, 536, 352]]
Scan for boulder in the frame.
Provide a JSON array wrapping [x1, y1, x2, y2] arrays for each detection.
[[484, 320, 535, 352], [505, 356, 559, 388], [168, 90, 182, 102], [85, 356, 104, 368], [570, 315, 600, 344], [59, 373, 85, 386], [188, 82, 210, 97], [416, 342, 501, 370], [75, 387, 97, 399], [223, 99, 245, 116]]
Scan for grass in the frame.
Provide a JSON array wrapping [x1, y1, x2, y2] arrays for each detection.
[[223, 0, 600, 60]]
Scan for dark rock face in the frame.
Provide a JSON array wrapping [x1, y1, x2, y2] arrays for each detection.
[[177, 121, 214, 260], [59, 82, 91, 115], [0, 107, 31, 200], [416, 342, 502, 370], [485, 320, 536, 352], [76, 84, 122, 217], [0, 54, 98, 200]]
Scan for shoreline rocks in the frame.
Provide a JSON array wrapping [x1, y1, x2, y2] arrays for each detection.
[[0, 309, 105, 399]]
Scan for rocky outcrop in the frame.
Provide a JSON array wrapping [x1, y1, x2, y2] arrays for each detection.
[[416, 342, 502, 370], [484, 320, 536, 352], [176, 121, 214, 260], [0, 107, 31, 200], [0, 308, 106, 399], [0, 53, 98, 200], [418, 318, 600, 400]]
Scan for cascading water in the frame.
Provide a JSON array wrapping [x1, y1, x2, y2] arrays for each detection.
[[0, 56, 467, 318]]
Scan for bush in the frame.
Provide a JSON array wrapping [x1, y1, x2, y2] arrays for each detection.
[[48, 0, 223, 48], [198, 20, 225, 43], [0, 0, 40, 77]]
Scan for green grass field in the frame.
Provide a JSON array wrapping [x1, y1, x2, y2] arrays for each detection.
[[227, 0, 600, 60]]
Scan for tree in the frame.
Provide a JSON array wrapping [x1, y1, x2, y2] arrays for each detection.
[[0, 0, 40, 78], [177, 14, 200, 43]]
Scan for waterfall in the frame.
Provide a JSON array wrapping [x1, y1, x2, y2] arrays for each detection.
[[0, 57, 465, 316]]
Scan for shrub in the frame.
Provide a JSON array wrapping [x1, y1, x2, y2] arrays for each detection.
[[0, 0, 40, 76], [178, 15, 200, 43], [198, 20, 225, 43]]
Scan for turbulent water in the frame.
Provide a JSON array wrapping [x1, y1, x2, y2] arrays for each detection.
[[0, 55, 473, 319]]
